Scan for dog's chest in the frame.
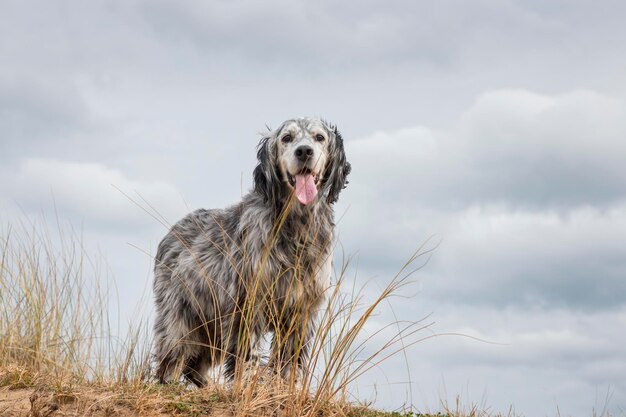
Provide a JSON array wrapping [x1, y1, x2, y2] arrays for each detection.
[[268, 219, 332, 304]]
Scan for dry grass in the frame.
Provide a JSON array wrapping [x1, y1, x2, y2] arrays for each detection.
[[0, 215, 509, 417]]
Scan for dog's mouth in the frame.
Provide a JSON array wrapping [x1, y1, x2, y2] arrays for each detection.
[[286, 168, 320, 186], [287, 168, 320, 206]]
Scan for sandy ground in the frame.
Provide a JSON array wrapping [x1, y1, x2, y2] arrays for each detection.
[[0, 386, 235, 417], [0, 388, 31, 417], [0, 387, 130, 417]]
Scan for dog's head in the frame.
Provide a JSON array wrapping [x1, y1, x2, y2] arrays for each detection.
[[254, 118, 351, 207]]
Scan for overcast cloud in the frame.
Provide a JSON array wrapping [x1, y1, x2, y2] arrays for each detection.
[[2, 1, 626, 416]]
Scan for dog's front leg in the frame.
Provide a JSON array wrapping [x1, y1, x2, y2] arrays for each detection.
[[269, 308, 316, 385]]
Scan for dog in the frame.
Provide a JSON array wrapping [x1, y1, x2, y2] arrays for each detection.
[[153, 117, 351, 387]]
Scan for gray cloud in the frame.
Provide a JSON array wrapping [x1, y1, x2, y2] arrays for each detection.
[[328, 290, 626, 416], [341, 89, 626, 310], [0, 77, 96, 161], [343, 204, 626, 311], [0, 158, 187, 233], [413, 305, 626, 416], [460, 90, 626, 208], [136, 0, 606, 73], [347, 89, 626, 211]]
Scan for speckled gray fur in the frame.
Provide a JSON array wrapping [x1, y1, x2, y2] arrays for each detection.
[[153, 118, 351, 386]]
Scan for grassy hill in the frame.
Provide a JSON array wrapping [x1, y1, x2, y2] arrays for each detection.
[[0, 221, 503, 417]]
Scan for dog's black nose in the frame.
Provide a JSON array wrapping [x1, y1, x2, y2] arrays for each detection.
[[295, 145, 314, 162]]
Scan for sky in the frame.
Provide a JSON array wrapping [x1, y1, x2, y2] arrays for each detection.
[[2, 1, 626, 416]]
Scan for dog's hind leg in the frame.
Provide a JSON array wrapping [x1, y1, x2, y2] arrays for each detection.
[[155, 347, 181, 384], [183, 353, 210, 387], [155, 357, 173, 384], [222, 313, 253, 381], [269, 308, 315, 383]]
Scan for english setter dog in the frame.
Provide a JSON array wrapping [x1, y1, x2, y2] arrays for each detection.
[[153, 117, 351, 387]]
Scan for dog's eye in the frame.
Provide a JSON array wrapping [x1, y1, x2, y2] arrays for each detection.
[[315, 134, 325, 142], [281, 134, 293, 143]]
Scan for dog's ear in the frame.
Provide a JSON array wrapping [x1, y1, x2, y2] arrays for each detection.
[[324, 124, 351, 204], [253, 135, 280, 204]]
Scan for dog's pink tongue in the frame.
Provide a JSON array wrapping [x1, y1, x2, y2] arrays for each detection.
[[295, 174, 318, 205]]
